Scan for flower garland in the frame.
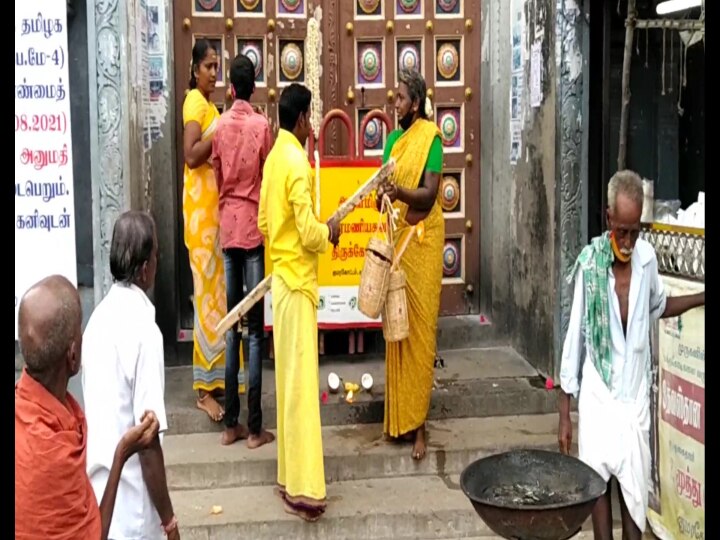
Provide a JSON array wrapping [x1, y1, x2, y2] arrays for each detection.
[[305, 11, 323, 139], [424, 96, 434, 119], [305, 9, 323, 215]]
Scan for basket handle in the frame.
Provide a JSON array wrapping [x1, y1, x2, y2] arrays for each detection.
[[390, 225, 416, 272], [378, 194, 396, 246]]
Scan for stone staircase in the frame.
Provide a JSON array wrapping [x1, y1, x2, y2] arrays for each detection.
[[163, 345, 632, 539], [166, 414, 583, 539], [164, 346, 562, 435]]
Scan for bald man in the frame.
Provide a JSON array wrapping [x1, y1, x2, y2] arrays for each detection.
[[15, 275, 160, 540]]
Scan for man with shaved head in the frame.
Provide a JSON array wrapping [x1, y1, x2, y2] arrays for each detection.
[[82, 210, 179, 540], [15, 275, 160, 540], [558, 170, 705, 540]]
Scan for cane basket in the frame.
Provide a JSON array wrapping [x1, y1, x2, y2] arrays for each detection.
[[358, 236, 393, 319], [382, 268, 409, 342]]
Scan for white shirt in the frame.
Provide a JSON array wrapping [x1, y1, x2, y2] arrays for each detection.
[[560, 238, 667, 402], [82, 283, 168, 540]]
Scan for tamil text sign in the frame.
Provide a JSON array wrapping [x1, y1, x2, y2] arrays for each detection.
[[14, 4, 77, 339], [264, 162, 384, 329], [648, 276, 704, 540]]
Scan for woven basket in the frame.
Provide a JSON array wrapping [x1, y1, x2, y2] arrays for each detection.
[[358, 237, 393, 319], [382, 269, 409, 342]]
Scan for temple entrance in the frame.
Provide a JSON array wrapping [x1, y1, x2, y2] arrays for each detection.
[[172, 0, 481, 336]]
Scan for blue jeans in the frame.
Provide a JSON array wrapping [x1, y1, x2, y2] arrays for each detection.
[[223, 245, 265, 434]]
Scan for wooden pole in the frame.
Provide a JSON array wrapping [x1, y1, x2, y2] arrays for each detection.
[[215, 158, 397, 336], [617, 0, 637, 171]]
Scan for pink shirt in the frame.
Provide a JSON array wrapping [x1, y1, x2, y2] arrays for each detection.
[[212, 100, 273, 250]]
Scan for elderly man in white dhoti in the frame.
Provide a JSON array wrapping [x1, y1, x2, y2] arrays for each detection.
[[557, 170, 704, 540]]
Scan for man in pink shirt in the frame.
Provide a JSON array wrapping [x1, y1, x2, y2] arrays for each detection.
[[212, 54, 275, 448]]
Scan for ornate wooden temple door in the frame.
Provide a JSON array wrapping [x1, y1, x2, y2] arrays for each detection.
[[173, 0, 481, 331], [336, 0, 481, 315]]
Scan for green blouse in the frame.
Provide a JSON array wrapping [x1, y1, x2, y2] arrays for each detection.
[[382, 129, 443, 178]]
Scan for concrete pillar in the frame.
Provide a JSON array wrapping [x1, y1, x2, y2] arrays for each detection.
[[86, 0, 149, 304], [553, 0, 590, 378], [86, 0, 180, 361], [479, 0, 589, 377]]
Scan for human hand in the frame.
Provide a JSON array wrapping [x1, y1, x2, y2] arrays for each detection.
[[557, 413, 572, 455], [383, 181, 399, 203], [326, 217, 341, 246], [376, 186, 384, 211], [119, 410, 160, 461], [166, 525, 180, 540]]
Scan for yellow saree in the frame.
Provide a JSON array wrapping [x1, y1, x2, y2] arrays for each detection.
[[383, 119, 444, 437], [182, 89, 244, 394]]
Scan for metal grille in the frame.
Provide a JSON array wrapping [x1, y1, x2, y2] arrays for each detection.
[[640, 225, 705, 282]]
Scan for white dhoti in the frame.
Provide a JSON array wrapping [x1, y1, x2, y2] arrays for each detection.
[[578, 360, 651, 533]]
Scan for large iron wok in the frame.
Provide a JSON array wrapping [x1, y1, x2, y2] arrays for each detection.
[[460, 449, 606, 540]]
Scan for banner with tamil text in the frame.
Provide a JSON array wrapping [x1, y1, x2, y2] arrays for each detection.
[[264, 162, 384, 329], [15, 4, 77, 339], [648, 276, 704, 540]]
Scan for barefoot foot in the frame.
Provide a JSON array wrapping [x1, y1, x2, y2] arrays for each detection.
[[197, 392, 224, 422], [247, 429, 276, 449], [283, 501, 323, 523], [412, 424, 427, 461], [221, 424, 249, 446]]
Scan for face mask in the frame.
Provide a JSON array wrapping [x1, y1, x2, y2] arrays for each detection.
[[399, 109, 414, 131], [610, 231, 632, 263]]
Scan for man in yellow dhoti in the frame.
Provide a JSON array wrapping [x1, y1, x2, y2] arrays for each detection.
[[258, 83, 341, 522]]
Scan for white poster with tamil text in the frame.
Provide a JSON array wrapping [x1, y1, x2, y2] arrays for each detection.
[[15, 4, 77, 339]]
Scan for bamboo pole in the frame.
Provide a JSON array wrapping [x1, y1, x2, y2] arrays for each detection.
[[617, 0, 637, 171], [215, 274, 273, 336], [215, 158, 397, 335]]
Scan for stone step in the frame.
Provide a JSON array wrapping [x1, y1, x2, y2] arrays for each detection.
[[435, 315, 501, 351], [169, 314, 501, 366], [166, 347, 564, 435], [165, 414, 578, 491], [173, 474, 627, 540]]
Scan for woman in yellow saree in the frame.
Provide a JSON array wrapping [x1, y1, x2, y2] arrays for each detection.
[[182, 40, 244, 422], [377, 69, 444, 460]]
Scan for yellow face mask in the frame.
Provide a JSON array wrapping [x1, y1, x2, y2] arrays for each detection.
[[610, 231, 631, 263]]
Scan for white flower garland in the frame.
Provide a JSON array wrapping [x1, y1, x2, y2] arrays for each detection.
[[424, 96, 434, 119], [306, 9, 323, 215], [305, 11, 323, 139]]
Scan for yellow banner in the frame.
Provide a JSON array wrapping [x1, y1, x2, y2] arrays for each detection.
[[263, 163, 385, 328], [648, 276, 705, 540], [317, 165, 386, 286]]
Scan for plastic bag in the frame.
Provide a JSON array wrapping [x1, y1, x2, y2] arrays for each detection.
[[653, 200, 682, 223]]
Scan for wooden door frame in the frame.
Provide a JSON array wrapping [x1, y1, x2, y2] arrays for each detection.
[[171, 0, 484, 339]]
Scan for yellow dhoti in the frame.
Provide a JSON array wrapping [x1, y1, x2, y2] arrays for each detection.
[[272, 276, 327, 510]]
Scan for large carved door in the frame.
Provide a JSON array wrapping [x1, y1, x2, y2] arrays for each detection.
[[336, 0, 481, 316], [173, 0, 481, 334], [173, 0, 312, 332]]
